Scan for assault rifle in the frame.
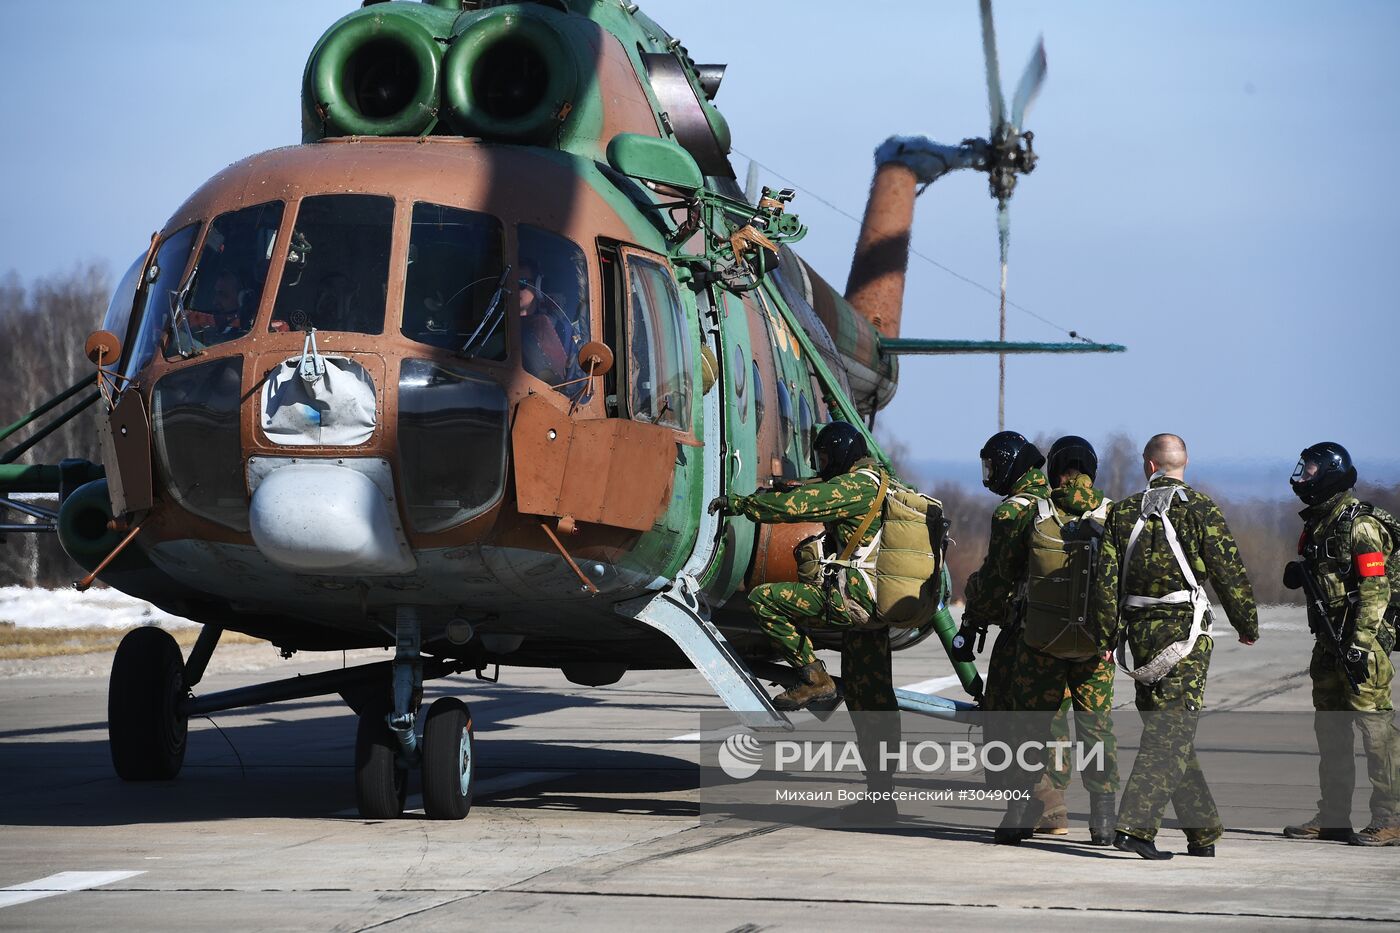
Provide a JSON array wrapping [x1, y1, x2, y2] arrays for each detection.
[[1284, 560, 1365, 695]]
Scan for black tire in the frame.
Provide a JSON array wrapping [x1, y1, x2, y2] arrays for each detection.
[[108, 627, 188, 781], [421, 697, 474, 821], [355, 711, 408, 819]]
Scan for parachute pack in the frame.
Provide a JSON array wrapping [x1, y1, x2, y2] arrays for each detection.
[[810, 468, 948, 629], [1019, 496, 1109, 660]]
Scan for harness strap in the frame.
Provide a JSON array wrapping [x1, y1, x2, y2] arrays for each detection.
[[1115, 484, 1213, 685], [837, 470, 889, 563]]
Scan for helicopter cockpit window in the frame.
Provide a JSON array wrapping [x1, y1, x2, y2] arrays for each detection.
[[102, 253, 145, 358], [270, 194, 392, 335], [625, 256, 691, 431], [401, 203, 505, 356], [181, 200, 283, 351], [124, 223, 200, 378], [518, 225, 591, 398]]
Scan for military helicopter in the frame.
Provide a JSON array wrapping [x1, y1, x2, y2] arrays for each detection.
[[0, 0, 1120, 820]]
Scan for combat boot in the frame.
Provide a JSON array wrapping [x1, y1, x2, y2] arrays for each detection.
[[1283, 814, 1353, 842], [1186, 843, 1215, 857], [994, 799, 1028, 845], [1114, 831, 1173, 860], [772, 660, 837, 711], [1350, 820, 1400, 847], [1033, 778, 1069, 836], [1088, 792, 1116, 846]]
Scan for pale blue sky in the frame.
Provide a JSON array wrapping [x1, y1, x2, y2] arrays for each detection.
[[1, 1, 1397, 485]]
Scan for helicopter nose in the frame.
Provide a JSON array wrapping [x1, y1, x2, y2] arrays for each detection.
[[248, 461, 415, 575]]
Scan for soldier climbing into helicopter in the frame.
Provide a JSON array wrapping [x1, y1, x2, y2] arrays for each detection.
[[710, 422, 890, 711]]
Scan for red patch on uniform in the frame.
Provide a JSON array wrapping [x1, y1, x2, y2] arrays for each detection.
[[1298, 530, 1308, 555], [1356, 552, 1387, 578]]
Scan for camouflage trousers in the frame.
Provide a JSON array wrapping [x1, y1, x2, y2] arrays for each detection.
[[1311, 642, 1400, 824], [1007, 641, 1119, 795], [980, 623, 1021, 790], [1117, 634, 1221, 847], [749, 582, 896, 791], [845, 627, 900, 792], [749, 581, 875, 668]]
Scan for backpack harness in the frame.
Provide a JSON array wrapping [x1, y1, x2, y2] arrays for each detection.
[[1115, 484, 1213, 685]]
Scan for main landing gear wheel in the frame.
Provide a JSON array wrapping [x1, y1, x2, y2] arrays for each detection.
[[421, 697, 475, 820], [108, 626, 188, 780], [355, 711, 409, 819]]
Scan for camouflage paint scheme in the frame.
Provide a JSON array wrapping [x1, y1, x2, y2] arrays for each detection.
[[72, 0, 909, 673], [1094, 476, 1259, 845], [1299, 491, 1400, 824]]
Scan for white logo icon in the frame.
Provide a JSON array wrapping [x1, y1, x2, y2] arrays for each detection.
[[717, 733, 763, 780]]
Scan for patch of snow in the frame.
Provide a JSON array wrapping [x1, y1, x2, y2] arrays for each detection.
[[0, 586, 195, 630]]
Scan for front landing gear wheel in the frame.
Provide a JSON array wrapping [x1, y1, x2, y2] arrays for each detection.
[[355, 711, 408, 819], [109, 626, 188, 780], [421, 697, 474, 820]]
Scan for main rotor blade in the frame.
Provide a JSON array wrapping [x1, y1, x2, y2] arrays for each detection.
[[979, 0, 1006, 135], [1010, 37, 1047, 131]]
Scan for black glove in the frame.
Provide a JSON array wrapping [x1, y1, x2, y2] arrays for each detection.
[[1282, 561, 1304, 591], [950, 624, 979, 663], [707, 495, 735, 516]]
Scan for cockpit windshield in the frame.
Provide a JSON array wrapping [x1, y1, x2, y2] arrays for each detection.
[[183, 200, 283, 349], [401, 203, 505, 357], [270, 194, 393, 334]]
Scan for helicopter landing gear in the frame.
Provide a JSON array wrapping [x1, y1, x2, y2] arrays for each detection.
[[354, 707, 409, 819], [421, 697, 475, 820], [109, 626, 189, 781]]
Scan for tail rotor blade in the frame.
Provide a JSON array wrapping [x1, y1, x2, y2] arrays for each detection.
[[979, 0, 1006, 134], [1010, 37, 1047, 131]]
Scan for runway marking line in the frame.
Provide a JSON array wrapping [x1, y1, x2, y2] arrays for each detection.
[[0, 871, 145, 910]]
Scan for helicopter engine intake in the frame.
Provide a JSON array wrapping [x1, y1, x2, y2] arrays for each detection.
[[303, 8, 443, 139]]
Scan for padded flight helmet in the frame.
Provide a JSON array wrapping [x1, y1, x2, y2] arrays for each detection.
[[813, 421, 868, 480], [980, 431, 1045, 496], [1290, 441, 1357, 505], [1048, 435, 1098, 485]]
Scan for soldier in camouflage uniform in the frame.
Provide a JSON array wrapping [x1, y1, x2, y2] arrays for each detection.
[[1282, 442, 1400, 846], [954, 431, 1049, 797], [1092, 434, 1258, 860], [1001, 436, 1119, 846], [712, 422, 890, 712]]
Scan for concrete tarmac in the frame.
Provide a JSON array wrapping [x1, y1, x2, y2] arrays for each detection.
[[0, 606, 1394, 930]]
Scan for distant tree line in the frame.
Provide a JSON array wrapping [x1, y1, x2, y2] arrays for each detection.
[[0, 264, 110, 588]]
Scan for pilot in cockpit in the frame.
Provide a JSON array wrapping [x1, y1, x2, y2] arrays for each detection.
[[188, 269, 249, 342]]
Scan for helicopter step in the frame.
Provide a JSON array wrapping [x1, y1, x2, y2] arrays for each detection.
[[617, 574, 792, 732]]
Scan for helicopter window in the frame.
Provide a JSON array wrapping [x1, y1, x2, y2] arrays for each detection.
[[798, 391, 814, 469], [150, 356, 248, 531], [776, 379, 796, 479], [270, 194, 393, 335], [124, 223, 200, 377], [398, 359, 508, 533], [401, 202, 505, 356], [733, 345, 747, 424], [518, 225, 591, 398], [751, 359, 765, 432], [625, 256, 691, 431], [181, 200, 283, 351], [101, 253, 145, 363]]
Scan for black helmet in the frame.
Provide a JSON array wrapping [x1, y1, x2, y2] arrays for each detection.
[[1291, 441, 1356, 505], [813, 421, 868, 480], [1048, 435, 1098, 484], [979, 430, 1045, 496]]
